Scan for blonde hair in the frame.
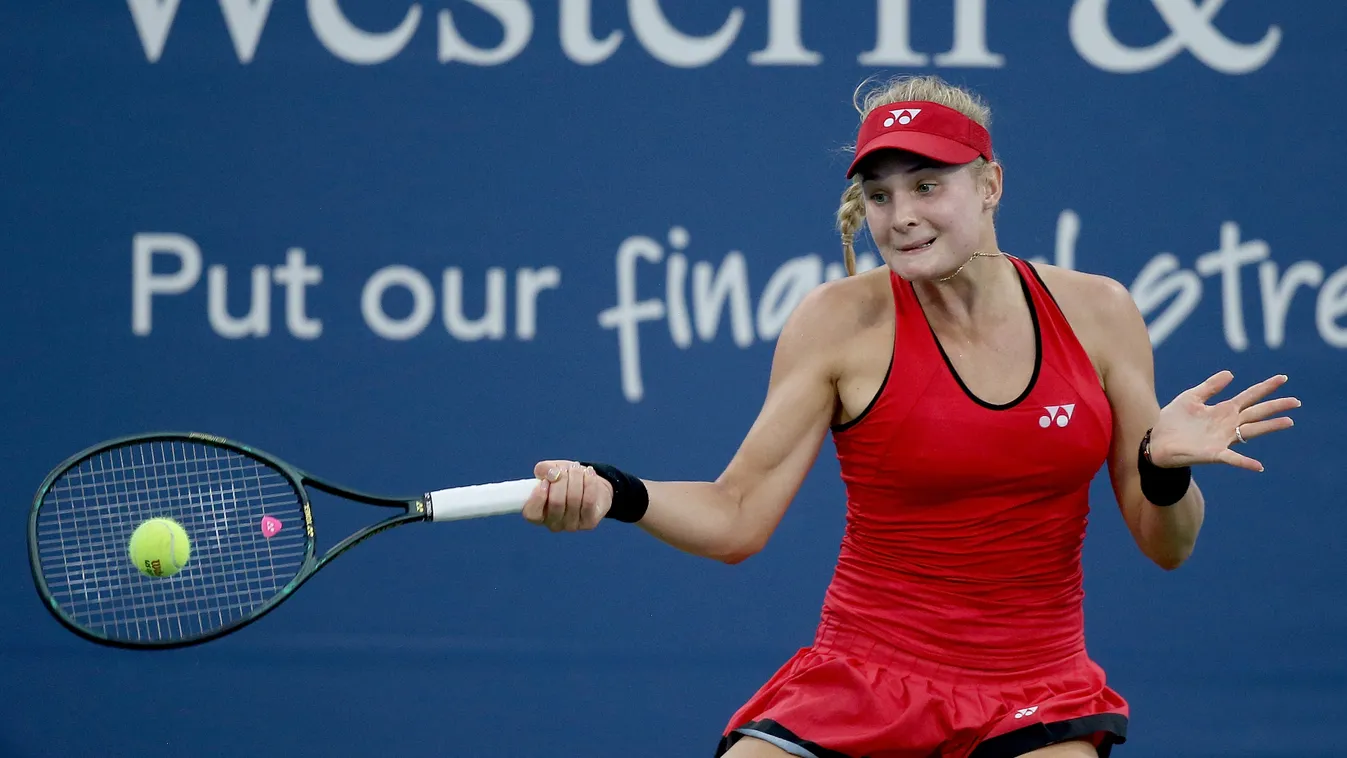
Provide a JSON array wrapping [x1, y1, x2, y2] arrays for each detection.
[[836, 75, 994, 276]]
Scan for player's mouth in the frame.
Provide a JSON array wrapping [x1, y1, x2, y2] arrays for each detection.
[[899, 237, 936, 253]]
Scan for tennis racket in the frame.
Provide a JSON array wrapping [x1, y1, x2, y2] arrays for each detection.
[[27, 431, 537, 649]]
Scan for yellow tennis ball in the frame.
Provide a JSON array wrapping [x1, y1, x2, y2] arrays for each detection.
[[128, 517, 191, 578]]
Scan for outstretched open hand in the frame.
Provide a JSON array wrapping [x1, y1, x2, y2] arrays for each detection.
[[1149, 371, 1301, 473]]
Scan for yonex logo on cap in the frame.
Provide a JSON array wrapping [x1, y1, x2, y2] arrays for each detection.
[[1014, 706, 1039, 719], [847, 101, 992, 177], [883, 108, 922, 127]]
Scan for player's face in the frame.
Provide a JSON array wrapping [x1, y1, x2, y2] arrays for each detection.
[[859, 152, 996, 282]]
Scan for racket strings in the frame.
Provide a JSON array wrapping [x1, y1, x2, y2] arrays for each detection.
[[34, 440, 309, 644]]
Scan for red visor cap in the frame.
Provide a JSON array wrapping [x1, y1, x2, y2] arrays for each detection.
[[846, 101, 993, 178]]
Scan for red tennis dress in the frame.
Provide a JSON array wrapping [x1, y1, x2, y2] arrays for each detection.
[[717, 257, 1129, 757]]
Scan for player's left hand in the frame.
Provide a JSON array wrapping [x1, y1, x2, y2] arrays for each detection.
[[1149, 371, 1300, 472]]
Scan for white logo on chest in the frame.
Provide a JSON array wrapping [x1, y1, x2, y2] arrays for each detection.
[[1039, 404, 1076, 428]]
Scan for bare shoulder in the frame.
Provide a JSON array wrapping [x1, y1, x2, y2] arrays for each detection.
[[779, 267, 889, 345], [1030, 262, 1139, 329], [1029, 262, 1151, 383], [773, 266, 890, 377]]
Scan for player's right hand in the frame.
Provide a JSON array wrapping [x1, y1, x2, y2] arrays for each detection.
[[522, 460, 612, 532]]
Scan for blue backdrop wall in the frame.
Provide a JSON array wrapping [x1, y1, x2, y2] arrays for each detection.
[[2, 3, 1344, 757]]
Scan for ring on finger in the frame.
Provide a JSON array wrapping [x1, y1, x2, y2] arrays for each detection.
[[1235, 425, 1247, 444]]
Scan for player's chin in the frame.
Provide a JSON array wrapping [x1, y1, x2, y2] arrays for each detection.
[[883, 247, 946, 282]]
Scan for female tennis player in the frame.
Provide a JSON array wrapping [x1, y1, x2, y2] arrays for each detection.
[[521, 75, 1299, 757]]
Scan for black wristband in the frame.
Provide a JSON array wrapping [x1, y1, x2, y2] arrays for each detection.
[[580, 462, 649, 523], [1137, 428, 1192, 507]]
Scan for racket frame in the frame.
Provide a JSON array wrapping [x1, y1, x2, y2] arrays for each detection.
[[28, 431, 432, 650]]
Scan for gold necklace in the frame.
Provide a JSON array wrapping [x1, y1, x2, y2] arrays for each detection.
[[937, 250, 1004, 282]]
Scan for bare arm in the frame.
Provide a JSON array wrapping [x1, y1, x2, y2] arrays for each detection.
[[524, 284, 845, 564], [1095, 277, 1299, 570], [636, 309, 837, 561], [1096, 278, 1207, 570]]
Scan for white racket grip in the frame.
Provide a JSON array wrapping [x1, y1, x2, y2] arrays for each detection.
[[427, 478, 537, 522]]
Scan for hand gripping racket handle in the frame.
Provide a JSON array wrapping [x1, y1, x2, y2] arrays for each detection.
[[426, 478, 537, 522]]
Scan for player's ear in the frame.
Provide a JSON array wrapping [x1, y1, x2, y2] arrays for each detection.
[[980, 161, 1003, 211]]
